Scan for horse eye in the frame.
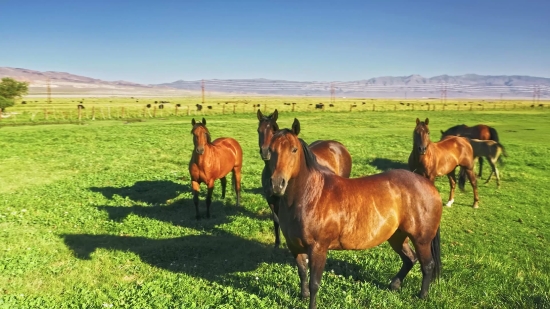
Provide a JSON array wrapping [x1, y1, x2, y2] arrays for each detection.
[[292, 147, 298, 153]]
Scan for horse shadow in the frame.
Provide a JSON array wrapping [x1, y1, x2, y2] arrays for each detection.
[[369, 158, 409, 172], [61, 230, 390, 298], [90, 180, 188, 206]]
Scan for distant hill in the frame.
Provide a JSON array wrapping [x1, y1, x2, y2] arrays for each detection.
[[1, 67, 548, 98]]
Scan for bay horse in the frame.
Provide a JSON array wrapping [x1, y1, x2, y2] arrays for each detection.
[[257, 109, 352, 248], [189, 118, 242, 219], [268, 122, 442, 309], [460, 138, 507, 187], [440, 124, 500, 178], [409, 118, 479, 208]]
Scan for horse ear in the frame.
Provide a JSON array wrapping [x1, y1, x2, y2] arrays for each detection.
[[257, 109, 263, 121], [192, 118, 196, 126], [440, 130, 444, 134], [202, 118, 207, 125], [416, 118, 420, 125], [425, 118, 429, 125], [292, 118, 301, 135], [272, 109, 278, 122]]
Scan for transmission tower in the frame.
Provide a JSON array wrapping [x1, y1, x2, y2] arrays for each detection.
[[47, 78, 52, 104], [201, 79, 205, 104], [330, 82, 335, 104]]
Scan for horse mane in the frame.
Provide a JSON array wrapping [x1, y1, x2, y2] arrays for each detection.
[[298, 137, 333, 174]]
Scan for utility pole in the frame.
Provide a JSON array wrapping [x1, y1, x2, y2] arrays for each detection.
[[47, 78, 52, 104], [201, 79, 205, 104]]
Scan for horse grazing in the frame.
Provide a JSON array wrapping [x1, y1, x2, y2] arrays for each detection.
[[409, 118, 479, 208], [440, 124, 500, 178], [461, 139, 507, 187], [189, 118, 243, 219], [268, 125, 442, 309], [257, 110, 352, 248]]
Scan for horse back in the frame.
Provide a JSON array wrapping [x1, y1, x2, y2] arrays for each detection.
[[309, 140, 352, 178], [211, 137, 243, 165], [290, 170, 441, 251], [433, 136, 474, 168]]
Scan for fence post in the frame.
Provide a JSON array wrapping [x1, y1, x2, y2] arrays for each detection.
[[108, 106, 111, 119], [91, 106, 95, 120], [222, 104, 225, 114], [121, 107, 125, 118], [175, 105, 179, 116], [78, 106, 82, 121], [373, 104, 376, 111], [153, 106, 157, 118], [292, 103, 296, 112], [44, 109, 48, 120], [233, 104, 236, 114]]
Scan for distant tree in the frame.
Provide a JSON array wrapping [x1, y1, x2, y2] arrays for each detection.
[[0, 96, 14, 112], [0, 77, 28, 112]]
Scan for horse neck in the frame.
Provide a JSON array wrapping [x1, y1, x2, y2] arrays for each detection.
[[282, 154, 324, 208]]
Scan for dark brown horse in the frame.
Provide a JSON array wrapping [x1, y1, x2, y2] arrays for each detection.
[[189, 118, 242, 219], [257, 109, 352, 247], [440, 124, 500, 178], [268, 121, 442, 309], [409, 118, 479, 208]]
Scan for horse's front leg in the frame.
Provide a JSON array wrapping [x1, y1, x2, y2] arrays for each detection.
[[294, 253, 309, 299], [220, 176, 227, 199], [446, 169, 457, 207], [308, 245, 328, 309], [206, 180, 215, 218], [192, 180, 201, 220]]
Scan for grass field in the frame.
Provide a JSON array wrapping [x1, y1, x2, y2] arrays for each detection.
[[1, 106, 549, 308]]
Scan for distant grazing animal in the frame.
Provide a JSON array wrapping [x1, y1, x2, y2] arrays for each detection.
[[256, 110, 352, 248], [440, 124, 501, 178], [146, 104, 151, 108], [196, 104, 203, 111], [315, 103, 324, 109], [460, 139, 507, 187], [189, 118, 242, 219], [158, 104, 164, 109], [21, 101, 27, 104], [207, 106, 213, 110], [269, 125, 442, 309], [77, 104, 85, 109], [409, 118, 479, 208]]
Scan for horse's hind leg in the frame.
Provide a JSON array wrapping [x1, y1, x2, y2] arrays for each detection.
[[445, 169, 457, 207], [411, 239, 436, 299], [388, 231, 418, 291], [484, 159, 499, 187], [220, 176, 227, 199], [232, 166, 242, 207], [465, 168, 479, 208]]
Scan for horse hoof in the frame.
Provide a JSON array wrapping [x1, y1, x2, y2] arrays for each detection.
[[445, 199, 454, 207], [473, 203, 479, 209], [389, 278, 402, 291], [418, 291, 428, 299]]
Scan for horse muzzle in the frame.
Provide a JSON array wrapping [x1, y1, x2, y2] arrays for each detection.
[[418, 146, 427, 155], [196, 148, 205, 155], [260, 147, 271, 161], [271, 176, 287, 196]]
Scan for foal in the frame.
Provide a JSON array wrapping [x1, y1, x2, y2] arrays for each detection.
[[465, 138, 507, 187], [189, 118, 243, 219], [409, 118, 479, 208]]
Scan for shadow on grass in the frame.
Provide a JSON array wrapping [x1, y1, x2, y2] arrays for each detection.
[[369, 158, 409, 172], [90, 180, 188, 205], [62, 231, 390, 297]]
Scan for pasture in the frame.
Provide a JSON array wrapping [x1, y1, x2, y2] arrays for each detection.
[[1, 107, 549, 308]]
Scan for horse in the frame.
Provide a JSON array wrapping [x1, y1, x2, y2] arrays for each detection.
[[460, 138, 507, 187], [409, 118, 479, 208], [257, 109, 352, 248], [268, 122, 442, 309], [440, 124, 500, 178], [189, 118, 243, 220]]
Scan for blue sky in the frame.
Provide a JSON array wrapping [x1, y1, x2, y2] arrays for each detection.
[[0, 0, 548, 83]]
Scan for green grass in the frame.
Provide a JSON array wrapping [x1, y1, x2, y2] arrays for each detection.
[[1, 108, 549, 308]]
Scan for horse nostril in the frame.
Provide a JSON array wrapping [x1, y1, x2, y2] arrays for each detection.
[[280, 178, 286, 189]]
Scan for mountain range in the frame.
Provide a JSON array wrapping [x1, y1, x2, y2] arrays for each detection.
[[1, 67, 548, 98]]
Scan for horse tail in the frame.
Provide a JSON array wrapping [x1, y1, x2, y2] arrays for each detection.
[[430, 226, 442, 281], [488, 127, 500, 143], [458, 166, 467, 191], [496, 142, 507, 165]]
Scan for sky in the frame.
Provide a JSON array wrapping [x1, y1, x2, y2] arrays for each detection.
[[0, 0, 549, 84]]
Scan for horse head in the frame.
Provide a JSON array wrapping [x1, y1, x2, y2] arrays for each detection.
[[257, 109, 280, 160], [191, 117, 211, 155], [414, 118, 431, 155]]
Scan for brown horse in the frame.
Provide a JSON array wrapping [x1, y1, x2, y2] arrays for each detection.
[[409, 118, 479, 208], [268, 121, 442, 309], [440, 124, 501, 178], [257, 109, 352, 247], [189, 118, 243, 219]]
